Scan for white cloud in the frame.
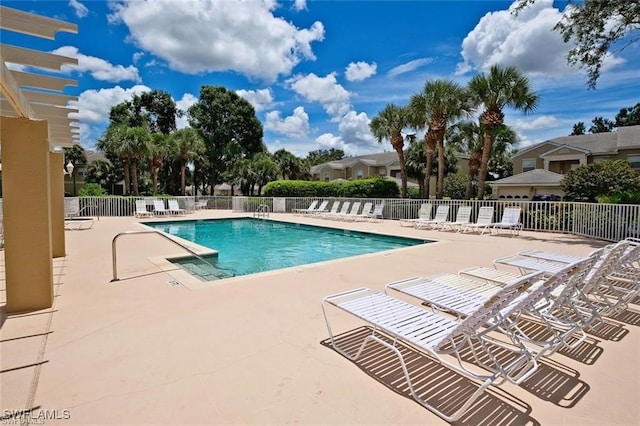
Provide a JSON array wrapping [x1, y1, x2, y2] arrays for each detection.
[[511, 115, 561, 132], [287, 72, 351, 120], [457, 0, 625, 79], [52, 46, 141, 83], [387, 58, 432, 77], [108, 0, 324, 82], [345, 61, 377, 82], [315, 133, 348, 152], [293, 0, 307, 11], [175, 93, 199, 129], [71, 85, 151, 147], [265, 106, 310, 137], [236, 88, 274, 112], [132, 52, 144, 64], [338, 111, 376, 147], [69, 0, 88, 18]]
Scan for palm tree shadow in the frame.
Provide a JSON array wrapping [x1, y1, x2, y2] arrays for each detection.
[[320, 326, 539, 425]]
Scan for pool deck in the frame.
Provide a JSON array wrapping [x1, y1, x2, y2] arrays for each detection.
[[1, 210, 639, 425]]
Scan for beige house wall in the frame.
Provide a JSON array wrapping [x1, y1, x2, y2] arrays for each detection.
[[494, 185, 564, 199], [1, 117, 54, 313], [50, 152, 66, 258], [513, 144, 552, 174]]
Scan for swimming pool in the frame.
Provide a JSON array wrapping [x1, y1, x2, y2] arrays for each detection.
[[144, 218, 429, 281]]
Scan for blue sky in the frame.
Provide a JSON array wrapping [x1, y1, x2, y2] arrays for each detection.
[[3, 0, 639, 158]]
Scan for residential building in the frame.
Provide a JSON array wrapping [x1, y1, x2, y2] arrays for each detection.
[[490, 125, 640, 199], [310, 151, 469, 197]]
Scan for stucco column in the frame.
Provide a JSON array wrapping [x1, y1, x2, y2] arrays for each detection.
[[50, 151, 66, 258], [1, 117, 54, 313]]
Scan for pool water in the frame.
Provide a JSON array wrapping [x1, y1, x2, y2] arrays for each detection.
[[144, 218, 429, 281]]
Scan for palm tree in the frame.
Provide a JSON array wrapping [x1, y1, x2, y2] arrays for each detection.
[[370, 104, 410, 197], [468, 65, 539, 199], [124, 127, 152, 195], [172, 127, 206, 195], [98, 125, 131, 194], [408, 80, 472, 199], [63, 144, 87, 196], [446, 122, 484, 199], [148, 132, 172, 194]]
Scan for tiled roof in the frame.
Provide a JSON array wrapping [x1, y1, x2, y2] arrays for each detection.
[[490, 169, 563, 186]]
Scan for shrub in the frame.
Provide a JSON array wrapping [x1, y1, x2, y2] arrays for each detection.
[[263, 178, 400, 198], [78, 183, 107, 196]]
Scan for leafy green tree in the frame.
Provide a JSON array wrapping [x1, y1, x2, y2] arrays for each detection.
[[408, 79, 472, 199], [443, 173, 468, 200], [305, 148, 345, 166], [488, 125, 517, 179], [273, 149, 303, 179], [123, 127, 152, 195], [85, 159, 122, 195], [252, 153, 279, 194], [63, 144, 87, 196], [516, 1, 640, 88], [468, 65, 539, 199], [589, 116, 615, 133], [561, 159, 640, 202], [615, 103, 640, 127], [570, 122, 586, 135], [148, 132, 172, 194], [188, 86, 265, 189], [172, 127, 206, 195], [78, 183, 107, 197], [369, 104, 410, 197], [404, 135, 427, 197]]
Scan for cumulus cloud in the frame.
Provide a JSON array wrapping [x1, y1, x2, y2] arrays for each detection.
[[69, 85, 150, 147], [52, 46, 141, 83], [236, 88, 274, 112], [387, 58, 432, 77], [345, 61, 377, 82], [265, 107, 310, 137], [287, 72, 351, 120], [108, 0, 324, 82], [175, 93, 199, 129], [69, 0, 88, 18], [457, 0, 625, 79], [293, 0, 307, 11], [511, 115, 561, 132], [132, 52, 144, 64], [338, 111, 376, 147]]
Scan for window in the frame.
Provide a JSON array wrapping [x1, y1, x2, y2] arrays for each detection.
[[323, 173, 330, 182], [355, 169, 364, 179], [522, 159, 536, 173], [379, 169, 386, 177], [628, 155, 640, 169]]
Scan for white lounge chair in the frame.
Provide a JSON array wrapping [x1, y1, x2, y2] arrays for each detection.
[[322, 278, 539, 422], [153, 200, 170, 216], [312, 200, 330, 215], [414, 205, 450, 229], [168, 199, 187, 215], [316, 201, 341, 218], [336, 201, 361, 221], [64, 197, 81, 218], [460, 206, 495, 234], [438, 205, 472, 231], [491, 206, 522, 236], [134, 199, 153, 218], [386, 263, 591, 361], [365, 203, 385, 222], [293, 200, 319, 215], [323, 201, 350, 220], [352, 202, 373, 222], [399, 203, 432, 227]]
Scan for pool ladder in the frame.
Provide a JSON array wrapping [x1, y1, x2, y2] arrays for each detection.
[[254, 204, 270, 218]]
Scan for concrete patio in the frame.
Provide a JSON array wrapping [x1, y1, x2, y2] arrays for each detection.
[[1, 210, 639, 425]]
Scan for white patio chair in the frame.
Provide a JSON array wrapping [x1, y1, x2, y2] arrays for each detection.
[[322, 275, 539, 422], [134, 199, 153, 218], [293, 200, 319, 215], [414, 205, 450, 229], [352, 202, 373, 221], [438, 205, 472, 231], [399, 203, 432, 227], [316, 201, 340, 218], [323, 201, 350, 220], [365, 203, 385, 222], [491, 206, 522, 236], [168, 199, 187, 215], [336, 201, 361, 221], [153, 200, 170, 216], [460, 206, 495, 234]]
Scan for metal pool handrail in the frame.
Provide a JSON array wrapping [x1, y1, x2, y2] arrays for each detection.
[[111, 230, 219, 282]]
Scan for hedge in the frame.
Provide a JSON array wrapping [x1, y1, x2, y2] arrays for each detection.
[[263, 178, 400, 198]]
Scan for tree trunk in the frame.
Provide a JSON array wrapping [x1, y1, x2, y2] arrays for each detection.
[[131, 162, 139, 195], [396, 149, 408, 198], [424, 131, 436, 199], [180, 161, 187, 196], [436, 134, 446, 199], [477, 127, 493, 200], [123, 159, 130, 196], [72, 172, 77, 196]]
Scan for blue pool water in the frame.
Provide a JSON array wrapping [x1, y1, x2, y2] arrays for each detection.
[[144, 218, 428, 280]]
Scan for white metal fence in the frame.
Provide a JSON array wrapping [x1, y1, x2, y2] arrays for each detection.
[[62, 195, 639, 242]]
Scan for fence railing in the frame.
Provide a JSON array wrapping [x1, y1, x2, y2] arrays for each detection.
[[60, 196, 640, 243]]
